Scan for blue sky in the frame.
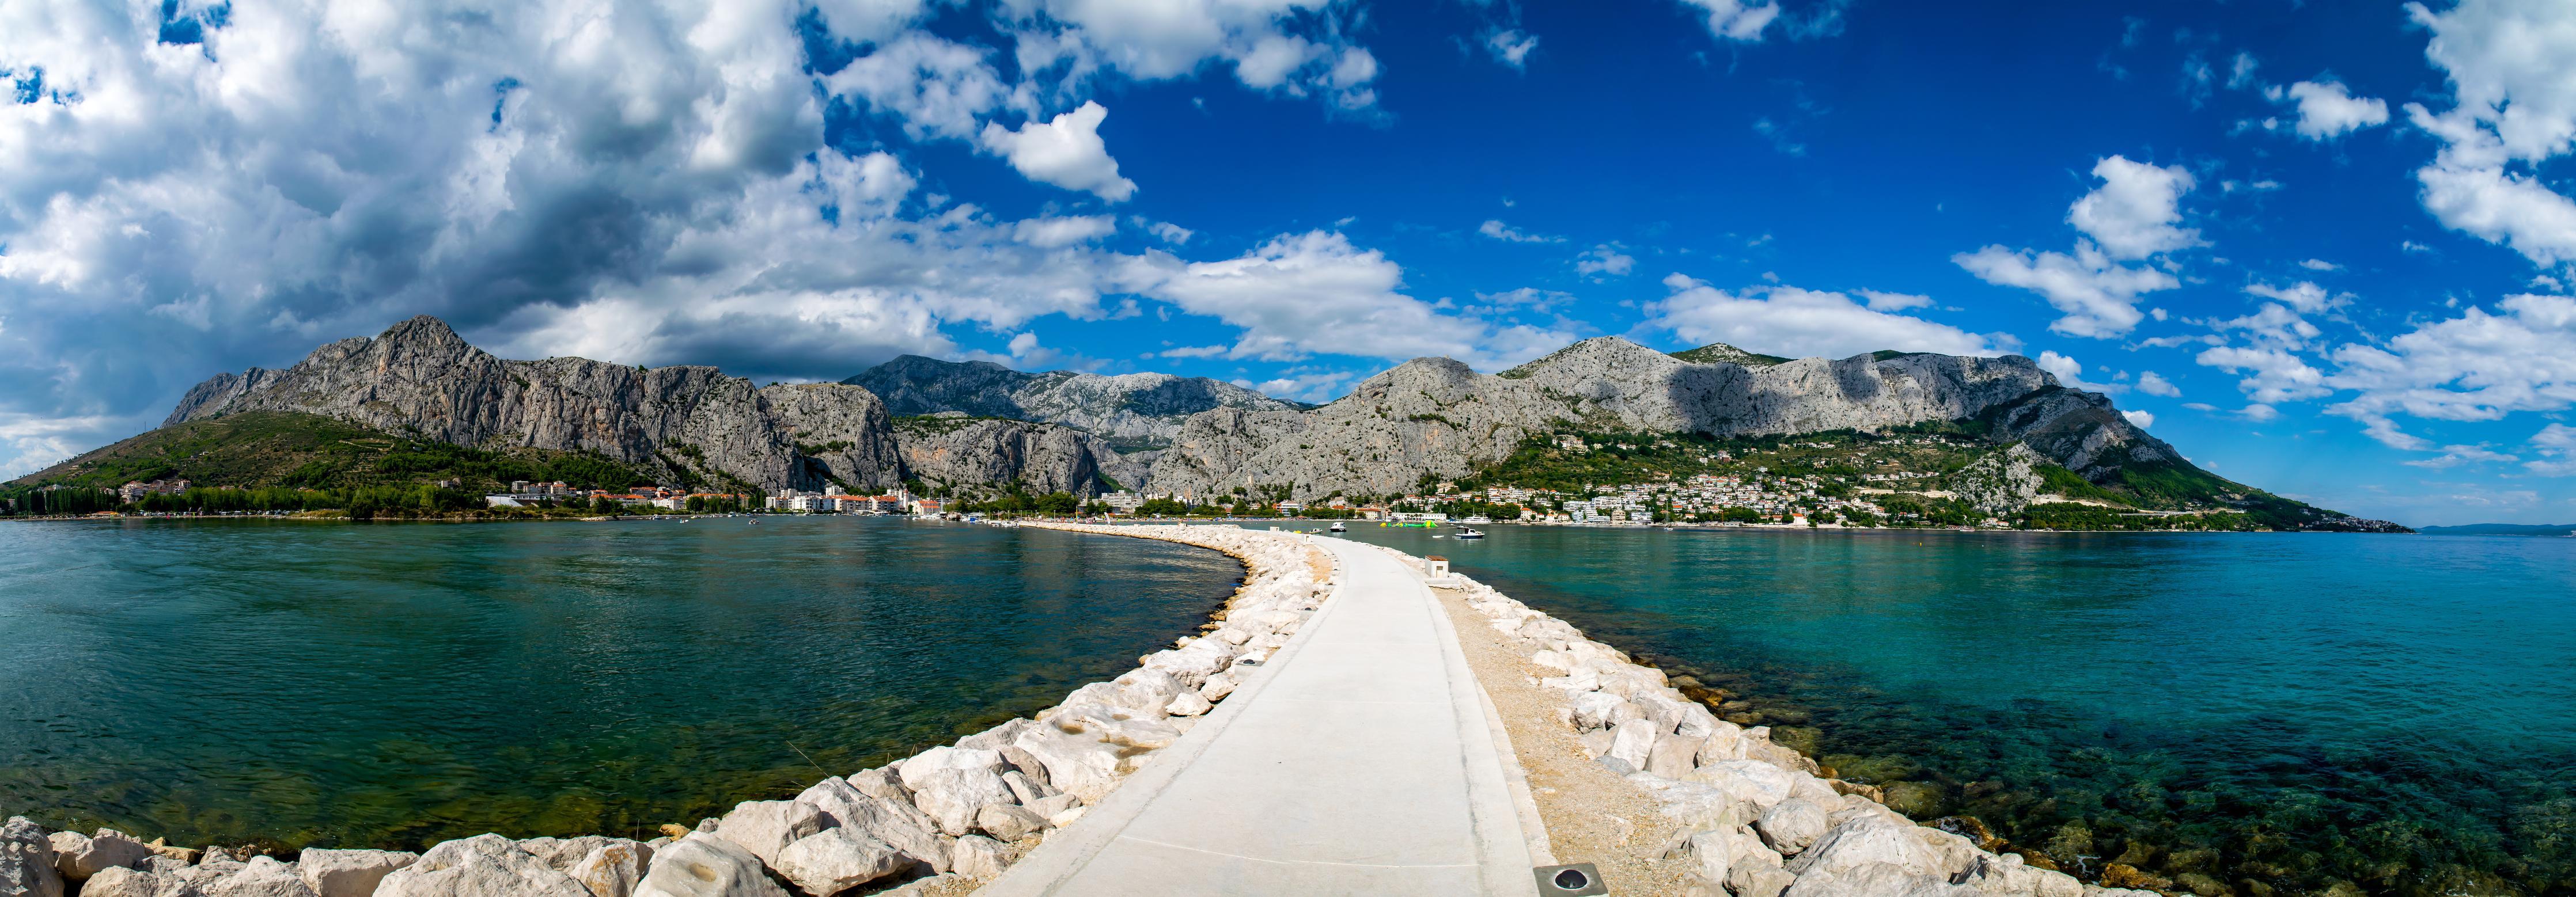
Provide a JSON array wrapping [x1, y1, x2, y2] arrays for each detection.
[[3, 0, 2573, 525]]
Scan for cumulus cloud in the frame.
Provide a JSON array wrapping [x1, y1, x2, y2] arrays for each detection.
[[1141, 231, 1574, 369], [823, 33, 1026, 140], [1856, 290, 1934, 311], [978, 101, 1138, 201], [2529, 423, 2576, 476], [2404, 0, 2576, 268], [1575, 245, 1635, 278], [1670, 0, 1783, 41], [2036, 350, 2124, 394], [1002, 0, 1382, 112], [0, 0, 1414, 478], [2122, 409, 2155, 428], [1643, 274, 2013, 360], [1486, 29, 1540, 69], [2136, 370, 2182, 397], [2068, 156, 2203, 259], [1953, 243, 2179, 338], [2320, 292, 2576, 424], [2277, 79, 2389, 140], [2300, 258, 2343, 271], [2209, 303, 2322, 349], [2239, 403, 2282, 423], [2196, 345, 2332, 404], [2245, 281, 2348, 314], [1012, 215, 1116, 247], [1956, 155, 2196, 339], [1478, 219, 1560, 243]]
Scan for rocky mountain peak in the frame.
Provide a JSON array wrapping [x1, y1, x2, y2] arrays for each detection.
[[1668, 342, 1793, 367]]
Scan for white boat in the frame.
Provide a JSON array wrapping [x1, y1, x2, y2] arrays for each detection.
[[1328, 522, 1347, 532], [1459, 516, 1492, 525], [1454, 527, 1484, 539]]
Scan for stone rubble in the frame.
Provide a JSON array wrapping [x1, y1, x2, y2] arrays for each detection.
[[0, 524, 1328, 897], [1368, 542, 2161, 897]]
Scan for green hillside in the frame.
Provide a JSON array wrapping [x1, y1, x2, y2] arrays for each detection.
[[9, 411, 657, 493]]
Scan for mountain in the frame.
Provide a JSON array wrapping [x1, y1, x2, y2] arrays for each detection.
[[1139, 336, 2389, 531], [151, 316, 906, 493], [6, 410, 658, 492], [844, 356, 1306, 450], [2419, 523, 2576, 536]]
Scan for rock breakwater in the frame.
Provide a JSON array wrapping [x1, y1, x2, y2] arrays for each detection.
[[1, 525, 1329, 897]]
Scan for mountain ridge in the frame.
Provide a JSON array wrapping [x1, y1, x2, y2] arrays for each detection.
[[844, 355, 1306, 450], [24, 317, 2397, 530]]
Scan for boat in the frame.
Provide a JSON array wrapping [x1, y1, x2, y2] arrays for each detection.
[[1459, 516, 1492, 525], [1455, 527, 1485, 539], [1328, 522, 1347, 532]]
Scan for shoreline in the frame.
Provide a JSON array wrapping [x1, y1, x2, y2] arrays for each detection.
[[4, 524, 1336, 897]]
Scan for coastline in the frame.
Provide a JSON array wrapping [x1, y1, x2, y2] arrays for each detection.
[[3, 524, 1335, 897]]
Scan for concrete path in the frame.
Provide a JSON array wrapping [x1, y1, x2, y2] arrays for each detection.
[[982, 536, 1539, 896]]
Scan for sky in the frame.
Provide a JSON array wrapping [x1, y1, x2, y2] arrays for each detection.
[[3, 0, 2574, 526]]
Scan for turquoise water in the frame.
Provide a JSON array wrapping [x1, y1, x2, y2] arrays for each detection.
[[0, 518, 1238, 851], [1322, 525, 2576, 896]]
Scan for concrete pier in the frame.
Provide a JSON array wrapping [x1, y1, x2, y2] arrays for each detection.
[[982, 537, 1539, 896]]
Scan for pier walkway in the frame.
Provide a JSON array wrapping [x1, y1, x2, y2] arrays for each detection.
[[981, 536, 1540, 896]]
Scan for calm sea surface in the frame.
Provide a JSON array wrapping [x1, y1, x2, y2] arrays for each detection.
[[0, 517, 1238, 850], [1321, 524, 2576, 896]]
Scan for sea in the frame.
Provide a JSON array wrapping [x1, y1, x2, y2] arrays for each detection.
[[3, 517, 2570, 895]]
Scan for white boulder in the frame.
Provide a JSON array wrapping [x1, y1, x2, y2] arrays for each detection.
[[1755, 799, 1829, 856], [2, 817, 62, 897], [792, 777, 948, 875], [374, 834, 592, 897], [200, 857, 315, 897], [774, 828, 906, 897], [294, 849, 417, 897], [899, 748, 1020, 837], [711, 800, 826, 868], [946, 837, 1007, 880], [51, 830, 152, 880], [974, 805, 1047, 843], [565, 841, 653, 897], [632, 835, 785, 897]]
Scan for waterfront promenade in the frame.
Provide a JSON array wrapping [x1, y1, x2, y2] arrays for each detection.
[[982, 536, 1541, 896]]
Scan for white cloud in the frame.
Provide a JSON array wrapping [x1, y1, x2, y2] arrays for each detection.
[[1244, 369, 1354, 403], [978, 101, 1138, 201], [1012, 215, 1116, 247], [1485, 29, 1539, 69], [1956, 155, 2197, 339], [2239, 404, 2282, 423], [2245, 281, 2347, 314], [2320, 292, 2576, 423], [2403, 0, 2576, 268], [2210, 302, 2322, 349], [823, 34, 1027, 141], [2122, 409, 2155, 428], [2529, 423, 2576, 476], [1645, 274, 2013, 360], [2196, 345, 2331, 404], [1954, 242, 2179, 338], [1857, 290, 1934, 311], [1575, 245, 1636, 278], [1145, 221, 1196, 245], [1141, 231, 1574, 368], [2280, 79, 2389, 140], [999, 0, 1382, 112], [2068, 156, 2203, 260], [1670, 0, 1783, 41], [2298, 259, 2343, 271], [2136, 371, 2182, 397], [1478, 219, 1560, 244], [2404, 444, 2518, 469], [2036, 350, 2124, 394]]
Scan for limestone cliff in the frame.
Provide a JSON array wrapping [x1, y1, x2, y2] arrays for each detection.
[[889, 415, 1119, 497], [162, 317, 904, 492], [1142, 337, 2181, 501]]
